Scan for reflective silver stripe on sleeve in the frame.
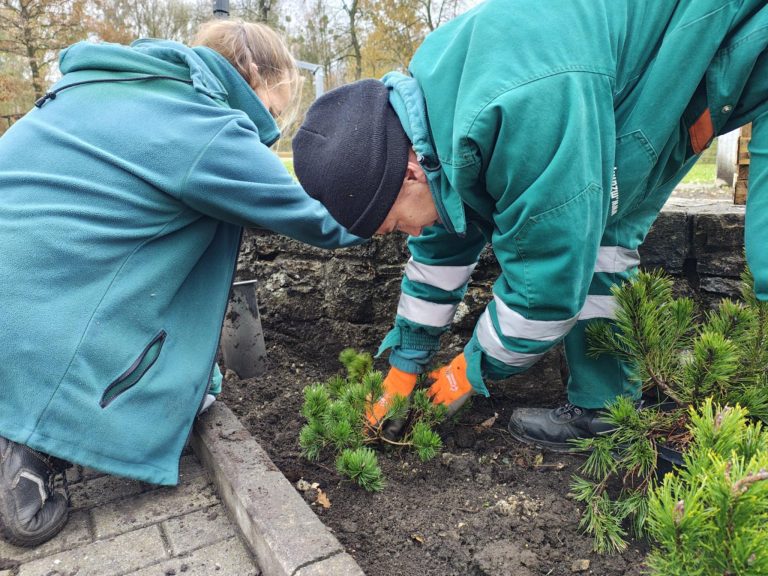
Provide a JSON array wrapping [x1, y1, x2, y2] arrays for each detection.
[[578, 295, 618, 320], [404, 258, 477, 291], [493, 295, 577, 341], [397, 293, 458, 327], [594, 246, 641, 274], [476, 310, 543, 367]]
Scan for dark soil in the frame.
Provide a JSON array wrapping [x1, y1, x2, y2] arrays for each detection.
[[220, 341, 649, 576]]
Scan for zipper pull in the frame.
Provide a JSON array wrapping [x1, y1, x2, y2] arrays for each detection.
[[35, 91, 57, 108]]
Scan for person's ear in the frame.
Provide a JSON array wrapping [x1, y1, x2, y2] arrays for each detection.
[[404, 159, 427, 184]]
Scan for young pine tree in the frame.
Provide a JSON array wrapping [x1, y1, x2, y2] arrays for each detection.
[[646, 400, 768, 576], [574, 268, 768, 553], [299, 348, 446, 491]]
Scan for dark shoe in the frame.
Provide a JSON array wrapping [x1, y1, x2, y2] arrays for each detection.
[[507, 402, 617, 452], [0, 437, 71, 547]]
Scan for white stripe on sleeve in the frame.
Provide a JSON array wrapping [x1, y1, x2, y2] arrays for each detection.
[[493, 295, 578, 341], [404, 258, 477, 291], [578, 295, 618, 320], [476, 310, 544, 368], [397, 293, 458, 327]]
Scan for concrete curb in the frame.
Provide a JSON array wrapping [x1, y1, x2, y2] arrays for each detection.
[[192, 402, 365, 576]]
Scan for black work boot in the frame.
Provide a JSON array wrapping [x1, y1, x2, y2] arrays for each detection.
[[507, 402, 616, 452], [0, 437, 71, 547]]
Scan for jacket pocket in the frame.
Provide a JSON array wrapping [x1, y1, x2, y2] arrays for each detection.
[[613, 130, 657, 218], [512, 183, 603, 315], [100, 330, 167, 408]]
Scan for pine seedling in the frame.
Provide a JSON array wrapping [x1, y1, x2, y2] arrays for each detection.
[[336, 447, 385, 492], [570, 396, 681, 553], [339, 347, 373, 383], [299, 348, 447, 491], [577, 266, 768, 554], [409, 421, 442, 462], [586, 269, 697, 404], [646, 400, 768, 576]]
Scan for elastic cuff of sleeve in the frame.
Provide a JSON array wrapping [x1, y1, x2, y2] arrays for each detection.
[[463, 340, 490, 397], [376, 325, 443, 358], [388, 355, 427, 375], [208, 363, 223, 397], [463, 339, 529, 397]]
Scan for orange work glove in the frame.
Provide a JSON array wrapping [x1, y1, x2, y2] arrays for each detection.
[[366, 366, 418, 427], [427, 353, 473, 416]]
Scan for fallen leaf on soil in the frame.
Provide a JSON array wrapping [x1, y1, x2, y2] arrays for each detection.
[[475, 412, 498, 431], [316, 489, 331, 509], [411, 534, 425, 544]]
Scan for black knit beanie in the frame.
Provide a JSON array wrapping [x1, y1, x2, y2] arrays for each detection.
[[292, 79, 410, 239]]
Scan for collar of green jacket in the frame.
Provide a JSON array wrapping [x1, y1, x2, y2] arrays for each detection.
[[57, 39, 280, 147], [382, 72, 467, 236]]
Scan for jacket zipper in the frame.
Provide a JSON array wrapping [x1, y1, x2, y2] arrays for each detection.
[[100, 330, 167, 408]]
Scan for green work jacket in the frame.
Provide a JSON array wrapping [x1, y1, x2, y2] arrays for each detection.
[[381, 0, 768, 393]]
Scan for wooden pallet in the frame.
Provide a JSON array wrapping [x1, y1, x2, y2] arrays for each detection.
[[735, 123, 751, 205]]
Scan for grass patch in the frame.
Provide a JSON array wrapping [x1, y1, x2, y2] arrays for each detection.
[[681, 160, 715, 184], [681, 145, 717, 184]]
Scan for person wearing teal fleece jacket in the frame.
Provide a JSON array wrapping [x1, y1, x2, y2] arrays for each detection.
[[0, 20, 360, 546], [293, 0, 768, 446]]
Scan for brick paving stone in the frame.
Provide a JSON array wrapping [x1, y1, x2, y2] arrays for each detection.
[[66, 466, 107, 484], [177, 454, 205, 481], [69, 473, 153, 510], [92, 473, 218, 539], [193, 404, 349, 576], [17, 525, 167, 576], [0, 509, 92, 565], [295, 553, 366, 576], [162, 504, 235, 556], [124, 536, 260, 576]]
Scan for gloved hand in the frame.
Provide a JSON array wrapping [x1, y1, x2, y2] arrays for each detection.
[[427, 353, 473, 416], [365, 366, 418, 428]]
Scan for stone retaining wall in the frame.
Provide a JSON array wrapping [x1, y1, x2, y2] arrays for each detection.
[[233, 198, 746, 398]]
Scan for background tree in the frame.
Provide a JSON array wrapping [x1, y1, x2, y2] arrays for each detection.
[[361, 0, 422, 77], [233, 0, 281, 27], [417, 0, 464, 31], [0, 0, 478, 131], [0, 0, 88, 99], [90, 0, 209, 44], [340, 0, 364, 80]]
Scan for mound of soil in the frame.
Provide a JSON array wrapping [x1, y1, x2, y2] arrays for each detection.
[[220, 340, 648, 576]]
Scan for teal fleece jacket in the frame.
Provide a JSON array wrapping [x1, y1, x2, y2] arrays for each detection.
[[0, 39, 360, 485]]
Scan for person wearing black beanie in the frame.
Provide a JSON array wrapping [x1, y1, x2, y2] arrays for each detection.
[[291, 0, 768, 457], [292, 79, 439, 239]]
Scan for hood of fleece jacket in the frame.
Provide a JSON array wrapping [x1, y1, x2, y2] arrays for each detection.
[[382, 71, 466, 236], [57, 39, 280, 145]]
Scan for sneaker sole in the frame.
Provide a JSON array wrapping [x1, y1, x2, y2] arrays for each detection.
[[506, 423, 589, 454], [0, 494, 69, 548]]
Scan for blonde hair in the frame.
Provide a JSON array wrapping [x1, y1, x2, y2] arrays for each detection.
[[193, 20, 300, 127]]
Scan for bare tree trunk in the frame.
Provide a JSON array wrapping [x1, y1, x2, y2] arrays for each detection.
[[343, 0, 362, 80], [18, 1, 43, 98], [259, 0, 272, 22]]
